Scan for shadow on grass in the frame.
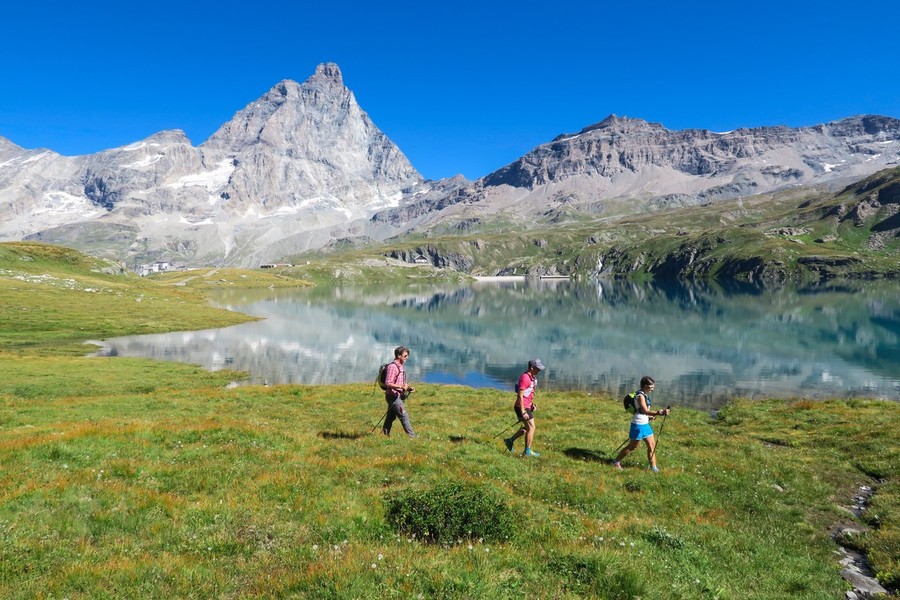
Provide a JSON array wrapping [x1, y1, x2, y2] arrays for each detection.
[[449, 435, 467, 443], [563, 447, 611, 462], [318, 430, 365, 440]]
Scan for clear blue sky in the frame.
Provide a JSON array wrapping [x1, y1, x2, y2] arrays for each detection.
[[2, 0, 898, 181]]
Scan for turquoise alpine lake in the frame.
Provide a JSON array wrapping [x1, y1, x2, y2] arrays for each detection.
[[96, 278, 899, 410]]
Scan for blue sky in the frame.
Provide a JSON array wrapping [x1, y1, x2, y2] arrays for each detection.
[[2, 0, 898, 181]]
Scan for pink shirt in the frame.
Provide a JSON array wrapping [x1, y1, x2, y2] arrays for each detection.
[[385, 360, 405, 397], [517, 372, 537, 409]]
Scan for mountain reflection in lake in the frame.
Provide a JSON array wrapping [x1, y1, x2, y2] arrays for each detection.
[[95, 279, 899, 411]]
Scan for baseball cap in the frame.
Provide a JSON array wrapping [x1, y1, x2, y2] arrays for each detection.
[[528, 358, 545, 371]]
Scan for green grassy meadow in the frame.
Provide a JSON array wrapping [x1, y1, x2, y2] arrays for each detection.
[[0, 242, 897, 599]]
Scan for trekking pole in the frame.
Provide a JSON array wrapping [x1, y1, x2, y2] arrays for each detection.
[[610, 437, 630, 458], [371, 389, 413, 434], [649, 406, 671, 463], [490, 419, 522, 441], [370, 410, 388, 434]]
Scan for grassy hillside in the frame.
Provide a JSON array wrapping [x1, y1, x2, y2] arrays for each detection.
[[0, 373, 896, 598], [0, 242, 307, 354], [0, 241, 896, 598], [596, 167, 900, 282], [288, 167, 900, 285]]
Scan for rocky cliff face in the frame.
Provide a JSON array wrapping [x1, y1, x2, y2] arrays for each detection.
[[491, 114, 900, 187], [201, 64, 421, 215]]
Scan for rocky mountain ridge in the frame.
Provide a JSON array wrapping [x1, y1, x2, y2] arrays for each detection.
[[1, 63, 899, 267], [379, 114, 900, 233]]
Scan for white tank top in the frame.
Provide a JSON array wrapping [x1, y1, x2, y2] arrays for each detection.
[[631, 391, 651, 426]]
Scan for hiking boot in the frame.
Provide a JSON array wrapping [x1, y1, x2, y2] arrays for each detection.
[[523, 448, 540, 458], [612, 461, 623, 470], [503, 437, 514, 452], [650, 466, 660, 473], [381, 429, 390, 437], [407, 433, 418, 439]]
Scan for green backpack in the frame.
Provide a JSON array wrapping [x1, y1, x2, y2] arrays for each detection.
[[376, 363, 390, 390], [623, 391, 648, 412], [622, 390, 652, 412]]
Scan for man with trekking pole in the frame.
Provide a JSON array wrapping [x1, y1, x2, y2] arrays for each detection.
[[503, 358, 545, 457], [381, 346, 417, 438]]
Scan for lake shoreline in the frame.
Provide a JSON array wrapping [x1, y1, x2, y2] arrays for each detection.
[[94, 279, 899, 411]]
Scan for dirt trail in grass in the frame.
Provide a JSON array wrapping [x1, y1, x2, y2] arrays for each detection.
[[166, 268, 221, 286]]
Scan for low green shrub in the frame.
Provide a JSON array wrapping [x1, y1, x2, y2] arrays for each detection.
[[548, 553, 646, 599], [384, 480, 515, 545]]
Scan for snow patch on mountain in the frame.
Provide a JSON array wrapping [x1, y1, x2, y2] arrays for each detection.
[[34, 191, 102, 218], [168, 159, 234, 191]]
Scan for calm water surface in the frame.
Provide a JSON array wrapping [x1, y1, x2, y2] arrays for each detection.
[[96, 279, 899, 411]]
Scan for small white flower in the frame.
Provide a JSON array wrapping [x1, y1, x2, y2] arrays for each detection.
[[371, 563, 377, 569], [378, 554, 383, 561], [312, 544, 318, 551]]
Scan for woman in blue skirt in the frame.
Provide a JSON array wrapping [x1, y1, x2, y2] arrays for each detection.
[[612, 376, 670, 472]]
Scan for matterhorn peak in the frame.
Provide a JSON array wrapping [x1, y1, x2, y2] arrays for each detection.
[[311, 62, 344, 86]]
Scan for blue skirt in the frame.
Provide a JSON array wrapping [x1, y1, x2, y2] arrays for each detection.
[[629, 422, 654, 440]]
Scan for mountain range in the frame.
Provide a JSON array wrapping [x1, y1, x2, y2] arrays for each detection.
[[1, 63, 899, 268]]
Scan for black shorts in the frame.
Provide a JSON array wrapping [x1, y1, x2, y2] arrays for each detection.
[[515, 406, 534, 422]]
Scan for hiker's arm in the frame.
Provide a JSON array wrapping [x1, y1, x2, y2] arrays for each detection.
[[637, 394, 654, 416], [386, 365, 405, 392], [638, 395, 669, 417]]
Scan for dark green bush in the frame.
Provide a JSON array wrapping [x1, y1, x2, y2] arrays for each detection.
[[384, 480, 515, 545], [548, 553, 646, 599]]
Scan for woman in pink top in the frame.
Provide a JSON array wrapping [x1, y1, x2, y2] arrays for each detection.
[[504, 358, 545, 457]]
